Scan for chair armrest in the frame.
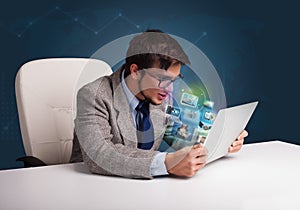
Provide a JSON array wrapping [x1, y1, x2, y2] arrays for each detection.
[[16, 156, 47, 167]]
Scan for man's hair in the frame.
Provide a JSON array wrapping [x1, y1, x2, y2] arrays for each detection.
[[124, 29, 190, 77]]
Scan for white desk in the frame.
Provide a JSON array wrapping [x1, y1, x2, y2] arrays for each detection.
[[0, 141, 300, 210]]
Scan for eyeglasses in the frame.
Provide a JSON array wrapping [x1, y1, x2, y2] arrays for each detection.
[[144, 70, 184, 88]]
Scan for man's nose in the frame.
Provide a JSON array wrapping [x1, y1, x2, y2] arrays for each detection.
[[164, 83, 174, 92]]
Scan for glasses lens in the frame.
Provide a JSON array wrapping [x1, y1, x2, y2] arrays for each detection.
[[159, 76, 183, 88], [159, 80, 172, 88]]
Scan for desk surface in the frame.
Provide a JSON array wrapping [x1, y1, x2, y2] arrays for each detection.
[[1, 141, 300, 210]]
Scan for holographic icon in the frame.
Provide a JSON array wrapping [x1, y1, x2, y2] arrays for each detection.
[[163, 90, 216, 149]]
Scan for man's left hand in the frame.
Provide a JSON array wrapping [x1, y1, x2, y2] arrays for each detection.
[[228, 130, 248, 153]]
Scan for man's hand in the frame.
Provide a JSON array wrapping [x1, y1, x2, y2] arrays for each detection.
[[165, 144, 208, 178], [228, 130, 248, 153]]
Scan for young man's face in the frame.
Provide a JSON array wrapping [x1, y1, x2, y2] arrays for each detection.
[[139, 62, 182, 105]]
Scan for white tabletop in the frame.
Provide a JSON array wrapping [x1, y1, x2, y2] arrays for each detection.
[[0, 141, 300, 210]]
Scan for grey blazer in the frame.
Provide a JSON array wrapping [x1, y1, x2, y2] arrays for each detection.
[[70, 67, 167, 179]]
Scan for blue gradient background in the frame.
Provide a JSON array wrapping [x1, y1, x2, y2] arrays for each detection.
[[0, 0, 299, 170]]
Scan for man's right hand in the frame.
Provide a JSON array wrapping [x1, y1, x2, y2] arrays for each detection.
[[165, 144, 208, 177]]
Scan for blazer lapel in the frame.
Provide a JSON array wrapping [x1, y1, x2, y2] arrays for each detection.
[[112, 69, 138, 148]]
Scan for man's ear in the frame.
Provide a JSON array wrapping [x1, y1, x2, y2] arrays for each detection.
[[129, 64, 141, 80]]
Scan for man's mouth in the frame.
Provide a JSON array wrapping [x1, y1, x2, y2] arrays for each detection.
[[158, 92, 168, 100]]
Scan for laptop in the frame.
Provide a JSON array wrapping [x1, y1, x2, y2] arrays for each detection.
[[203, 101, 258, 164]]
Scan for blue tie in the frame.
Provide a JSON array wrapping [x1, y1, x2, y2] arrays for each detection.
[[135, 101, 154, 150]]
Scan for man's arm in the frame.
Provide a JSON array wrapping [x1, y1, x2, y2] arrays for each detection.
[[165, 144, 208, 177], [75, 82, 158, 179]]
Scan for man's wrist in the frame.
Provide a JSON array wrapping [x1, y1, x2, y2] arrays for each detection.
[[164, 153, 173, 173], [150, 152, 169, 176]]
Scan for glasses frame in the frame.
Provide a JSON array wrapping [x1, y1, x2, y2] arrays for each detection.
[[144, 70, 184, 88]]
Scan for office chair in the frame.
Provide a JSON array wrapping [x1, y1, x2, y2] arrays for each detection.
[[15, 58, 112, 167]]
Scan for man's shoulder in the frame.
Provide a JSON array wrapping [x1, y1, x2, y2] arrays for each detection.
[[79, 73, 115, 96], [78, 69, 123, 103], [86, 75, 111, 91]]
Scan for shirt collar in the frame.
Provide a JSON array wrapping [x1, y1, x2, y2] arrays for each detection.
[[121, 69, 140, 112]]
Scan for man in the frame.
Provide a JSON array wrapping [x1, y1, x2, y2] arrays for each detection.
[[71, 29, 247, 179]]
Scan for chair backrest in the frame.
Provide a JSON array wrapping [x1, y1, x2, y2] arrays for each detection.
[[15, 58, 112, 164]]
